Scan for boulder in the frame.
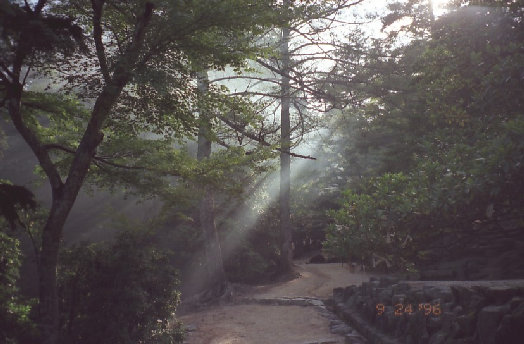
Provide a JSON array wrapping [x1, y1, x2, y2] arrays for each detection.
[[494, 301, 524, 344], [428, 331, 448, 344], [380, 276, 400, 287], [483, 286, 521, 305], [477, 305, 509, 344], [455, 313, 476, 338]]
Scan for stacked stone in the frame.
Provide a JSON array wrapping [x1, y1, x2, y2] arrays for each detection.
[[333, 277, 524, 344]]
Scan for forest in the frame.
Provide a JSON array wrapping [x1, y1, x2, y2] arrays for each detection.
[[1, 0, 523, 343]]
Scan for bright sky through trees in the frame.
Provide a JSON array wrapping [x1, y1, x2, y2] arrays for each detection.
[[431, 0, 451, 17]]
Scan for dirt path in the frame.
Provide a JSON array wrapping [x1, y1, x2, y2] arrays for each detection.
[[179, 261, 373, 344]]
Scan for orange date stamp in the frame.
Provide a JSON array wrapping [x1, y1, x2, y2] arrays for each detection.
[[376, 303, 441, 316]]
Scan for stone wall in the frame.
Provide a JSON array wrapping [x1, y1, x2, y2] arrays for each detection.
[[332, 277, 524, 344]]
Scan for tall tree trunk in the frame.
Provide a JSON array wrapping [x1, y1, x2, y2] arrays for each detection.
[[38, 195, 77, 344], [279, 16, 293, 273], [196, 72, 227, 295]]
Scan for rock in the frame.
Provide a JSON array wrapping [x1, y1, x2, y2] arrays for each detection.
[[383, 307, 398, 333], [450, 286, 486, 310], [341, 308, 353, 322], [302, 340, 339, 344], [392, 294, 407, 305], [344, 286, 357, 299], [405, 311, 429, 344], [345, 333, 367, 344], [451, 286, 474, 309], [439, 289, 454, 303], [424, 286, 440, 300], [330, 319, 344, 327], [379, 276, 400, 287], [456, 313, 476, 337], [442, 302, 454, 313], [334, 287, 345, 304], [378, 288, 393, 303], [440, 311, 457, 334], [509, 296, 524, 310], [308, 298, 325, 307], [449, 321, 461, 339], [428, 331, 448, 344], [453, 305, 463, 314], [484, 286, 520, 304], [427, 315, 443, 335], [495, 314, 515, 343], [392, 283, 410, 294], [354, 295, 365, 308], [511, 300, 524, 322], [331, 323, 352, 335], [477, 305, 509, 344], [412, 290, 425, 303], [394, 312, 408, 337], [361, 282, 372, 296], [494, 301, 524, 343], [445, 338, 476, 344], [372, 287, 385, 300]]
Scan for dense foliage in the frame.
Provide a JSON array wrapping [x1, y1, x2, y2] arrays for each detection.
[[0, 231, 38, 343], [58, 228, 183, 344], [323, 4, 524, 270]]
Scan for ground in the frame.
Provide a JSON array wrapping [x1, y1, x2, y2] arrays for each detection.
[[179, 261, 373, 344]]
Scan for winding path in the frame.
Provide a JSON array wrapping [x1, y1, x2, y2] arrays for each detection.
[[179, 261, 373, 344]]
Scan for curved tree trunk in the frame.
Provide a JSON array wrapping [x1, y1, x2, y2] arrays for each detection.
[[4, 4, 154, 342]]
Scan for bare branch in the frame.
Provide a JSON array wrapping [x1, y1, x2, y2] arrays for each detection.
[[209, 75, 280, 85], [256, 58, 336, 103], [44, 143, 152, 171], [218, 114, 316, 160], [34, 0, 47, 13], [0, 62, 15, 82], [22, 64, 32, 86]]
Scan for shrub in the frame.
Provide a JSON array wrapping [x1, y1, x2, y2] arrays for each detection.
[[58, 229, 184, 344], [0, 231, 38, 344]]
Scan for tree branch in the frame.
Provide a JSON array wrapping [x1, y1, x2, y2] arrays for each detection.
[[43, 143, 150, 170], [63, 2, 154, 197], [91, 0, 111, 83], [0, 62, 15, 82], [34, 0, 48, 14], [218, 114, 316, 160], [7, 84, 64, 191], [256, 58, 335, 103]]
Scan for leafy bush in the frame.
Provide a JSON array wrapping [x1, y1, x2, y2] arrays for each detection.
[[225, 244, 270, 283], [0, 231, 38, 344], [324, 117, 524, 271], [324, 172, 423, 270], [57, 229, 183, 344]]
